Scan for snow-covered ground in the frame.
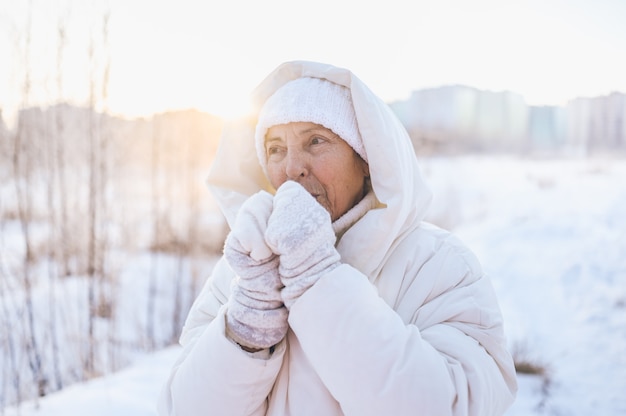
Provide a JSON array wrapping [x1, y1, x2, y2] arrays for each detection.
[[4, 155, 626, 415], [424, 156, 626, 415]]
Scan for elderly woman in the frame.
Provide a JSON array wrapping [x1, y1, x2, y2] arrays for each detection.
[[158, 61, 517, 415]]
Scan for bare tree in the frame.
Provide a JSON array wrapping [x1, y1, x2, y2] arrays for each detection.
[[85, 28, 98, 377], [11, 2, 47, 401], [41, 13, 72, 394], [0, 260, 22, 409], [96, 9, 117, 374], [54, 16, 71, 279], [84, 8, 112, 378], [147, 117, 161, 349], [175, 118, 203, 341]]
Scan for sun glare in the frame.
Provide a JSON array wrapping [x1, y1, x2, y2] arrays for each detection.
[[196, 89, 254, 122], [2, 0, 625, 127], [106, 69, 254, 122]]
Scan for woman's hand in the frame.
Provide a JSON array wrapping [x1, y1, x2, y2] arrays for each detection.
[[224, 191, 288, 350], [266, 181, 340, 309]]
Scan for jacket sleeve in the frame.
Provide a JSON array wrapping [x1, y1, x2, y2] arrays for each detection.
[[157, 257, 286, 416], [288, 242, 517, 416]]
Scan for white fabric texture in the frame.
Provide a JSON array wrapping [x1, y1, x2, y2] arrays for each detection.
[[223, 191, 288, 349], [265, 181, 340, 309], [254, 77, 366, 173], [158, 61, 518, 416]]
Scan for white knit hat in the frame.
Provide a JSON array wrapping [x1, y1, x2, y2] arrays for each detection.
[[254, 77, 367, 170]]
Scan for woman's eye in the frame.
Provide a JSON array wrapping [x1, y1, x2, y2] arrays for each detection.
[[267, 146, 282, 156], [310, 136, 325, 145]]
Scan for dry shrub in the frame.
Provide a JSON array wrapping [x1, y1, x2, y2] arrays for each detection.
[[512, 340, 550, 376]]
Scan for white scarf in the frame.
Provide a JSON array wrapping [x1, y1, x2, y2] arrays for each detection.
[[332, 190, 378, 242]]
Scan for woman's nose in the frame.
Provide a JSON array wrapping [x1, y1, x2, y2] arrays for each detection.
[[284, 149, 308, 179]]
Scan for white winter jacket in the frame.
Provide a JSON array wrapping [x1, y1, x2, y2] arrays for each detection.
[[158, 61, 517, 415]]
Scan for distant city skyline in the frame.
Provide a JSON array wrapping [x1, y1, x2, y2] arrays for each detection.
[[390, 84, 626, 155], [1, 0, 625, 125]]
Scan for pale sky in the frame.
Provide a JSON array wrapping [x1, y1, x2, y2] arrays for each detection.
[[1, 0, 625, 125]]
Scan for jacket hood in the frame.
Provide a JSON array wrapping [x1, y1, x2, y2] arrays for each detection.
[[207, 60, 432, 276]]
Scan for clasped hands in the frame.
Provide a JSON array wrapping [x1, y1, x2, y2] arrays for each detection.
[[225, 181, 340, 351]]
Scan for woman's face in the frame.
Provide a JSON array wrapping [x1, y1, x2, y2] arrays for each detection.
[[264, 122, 369, 221]]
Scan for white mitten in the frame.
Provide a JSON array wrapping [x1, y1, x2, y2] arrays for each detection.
[[224, 191, 289, 350], [265, 181, 340, 309]]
